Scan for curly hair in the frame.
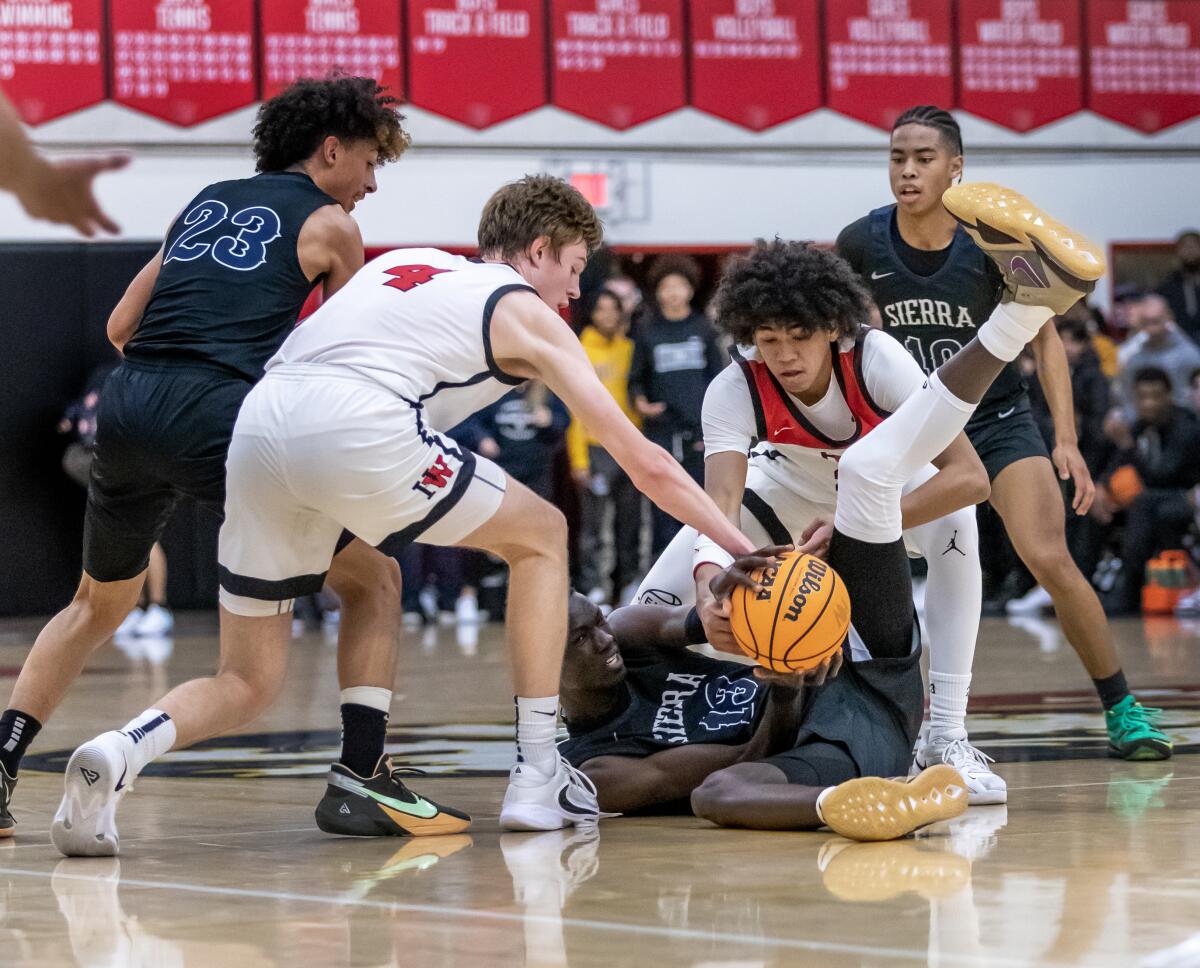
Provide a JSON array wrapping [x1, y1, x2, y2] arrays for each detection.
[[478, 174, 604, 261], [252, 74, 409, 172], [713, 240, 871, 345], [647, 253, 701, 292]]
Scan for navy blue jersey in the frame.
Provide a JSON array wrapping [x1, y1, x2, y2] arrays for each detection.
[[560, 650, 765, 767], [124, 171, 336, 382], [838, 205, 1026, 423]]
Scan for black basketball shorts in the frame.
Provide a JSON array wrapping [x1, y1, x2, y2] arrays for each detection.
[[83, 361, 253, 582], [966, 405, 1051, 482]]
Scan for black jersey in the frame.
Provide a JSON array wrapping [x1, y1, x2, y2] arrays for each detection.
[[560, 650, 766, 767], [838, 205, 1026, 423], [124, 171, 336, 382]]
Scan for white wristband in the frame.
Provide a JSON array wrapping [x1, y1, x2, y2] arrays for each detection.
[[692, 533, 735, 578]]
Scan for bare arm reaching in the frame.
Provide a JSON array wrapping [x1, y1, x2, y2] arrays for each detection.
[[107, 248, 164, 351], [490, 290, 754, 556]]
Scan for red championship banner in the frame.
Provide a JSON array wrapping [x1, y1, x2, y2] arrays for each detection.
[[957, 0, 1082, 131], [689, 0, 821, 130], [825, 0, 952, 130], [1087, 0, 1200, 133], [408, 0, 545, 127], [0, 0, 104, 124], [552, 0, 685, 129], [110, 0, 256, 126], [261, 0, 403, 101]]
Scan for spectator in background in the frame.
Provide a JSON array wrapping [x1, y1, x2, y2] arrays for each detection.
[[1112, 293, 1200, 416], [1097, 367, 1200, 615], [58, 365, 173, 638], [630, 254, 724, 555], [1158, 230, 1200, 341], [1061, 298, 1119, 378], [567, 289, 642, 606], [477, 382, 571, 501]]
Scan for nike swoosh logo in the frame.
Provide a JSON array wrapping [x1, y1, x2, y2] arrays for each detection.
[[997, 407, 1016, 419], [558, 785, 596, 818], [533, 710, 557, 717], [871, 270, 894, 280], [363, 788, 439, 819], [114, 763, 128, 792]]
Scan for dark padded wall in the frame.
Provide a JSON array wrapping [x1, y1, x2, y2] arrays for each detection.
[[0, 243, 219, 616]]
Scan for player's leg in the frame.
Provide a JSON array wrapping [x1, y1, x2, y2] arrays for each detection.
[[0, 366, 180, 834], [990, 458, 1172, 760], [693, 742, 966, 840], [901, 476, 1003, 804], [444, 475, 597, 830], [324, 537, 403, 781]]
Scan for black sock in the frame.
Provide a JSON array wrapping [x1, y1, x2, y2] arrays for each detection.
[[0, 709, 42, 777], [339, 703, 388, 778], [1093, 670, 1131, 711]]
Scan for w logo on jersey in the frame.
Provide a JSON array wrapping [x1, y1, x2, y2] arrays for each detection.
[[383, 265, 452, 292], [413, 455, 456, 498]]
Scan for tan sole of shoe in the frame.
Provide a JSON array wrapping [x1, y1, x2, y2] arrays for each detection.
[[942, 182, 1106, 283], [819, 765, 968, 842], [820, 840, 972, 901]]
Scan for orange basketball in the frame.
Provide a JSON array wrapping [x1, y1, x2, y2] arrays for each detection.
[[727, 551, 851, 673]]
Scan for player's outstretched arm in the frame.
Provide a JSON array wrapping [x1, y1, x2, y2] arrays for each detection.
[[0, 90, 128, 237], [107, 247, 164, 351], [490, 291, 754, 556]]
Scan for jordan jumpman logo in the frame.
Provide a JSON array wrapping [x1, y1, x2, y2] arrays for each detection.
[[942, 530, 966, 557]]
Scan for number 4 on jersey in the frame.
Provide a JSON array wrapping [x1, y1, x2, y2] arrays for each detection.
[[383, 265, 452, 292]]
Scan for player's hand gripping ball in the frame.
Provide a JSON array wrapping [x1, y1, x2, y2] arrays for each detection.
[[727, 551, 851, 673]]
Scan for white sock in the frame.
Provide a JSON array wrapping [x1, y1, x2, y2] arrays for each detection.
[[976, 302, 1055, 362], [119, 708, 176, 777], [515, 695, 559, 776], [815, 787, 832, 824], [340, 686, 391, 712], [928, 672, 972, 739]]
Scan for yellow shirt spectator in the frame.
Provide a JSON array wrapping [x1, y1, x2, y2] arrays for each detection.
[[567, 323, 639, 473]]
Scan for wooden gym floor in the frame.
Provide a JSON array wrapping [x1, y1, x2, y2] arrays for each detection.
[[1, 612, 1198, 967]]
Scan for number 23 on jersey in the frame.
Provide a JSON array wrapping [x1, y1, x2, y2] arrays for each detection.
[[164, 199, 282, 272]]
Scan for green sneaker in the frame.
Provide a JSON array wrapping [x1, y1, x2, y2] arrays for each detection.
[[1105, 696, 1173, 760]]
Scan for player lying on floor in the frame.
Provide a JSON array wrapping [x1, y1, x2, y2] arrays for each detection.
[[562, 182, 1107, 839]]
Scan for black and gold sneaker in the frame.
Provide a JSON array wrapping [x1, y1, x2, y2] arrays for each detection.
[[315, 756, 471, 837], [0, 763, 15, 838], [942, 182, 1106, 314]]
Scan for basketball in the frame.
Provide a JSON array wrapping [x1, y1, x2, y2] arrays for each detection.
[[728, 551, 851, 673]]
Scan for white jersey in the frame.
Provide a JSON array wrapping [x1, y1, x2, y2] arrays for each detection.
[[702, 328, 925, 507], [268, 248, 533, 430]]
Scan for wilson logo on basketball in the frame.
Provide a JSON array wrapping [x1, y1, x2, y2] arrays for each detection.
[[413, 455, 455, 498], [782, 559, 828, 623]]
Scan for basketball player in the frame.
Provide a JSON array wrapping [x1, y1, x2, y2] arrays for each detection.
[[52, 175, 755, 855], [635, 242, 1004, 804], [0, 88, 127, 236], [837, 105, 1170, 762], [686, 185, 1104, 834], [0, 77, 411, 841]]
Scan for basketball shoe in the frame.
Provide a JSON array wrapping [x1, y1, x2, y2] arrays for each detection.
[[0, 763, 15, 837], [498, 754, 606, 832], [1105, 695, 1172, 760], [911, 729, 1007, 806], [315, 755, 471, 837], [51, 731, 133, 857], [818, 765, 968, 842], [942, 183, 1106, 314]]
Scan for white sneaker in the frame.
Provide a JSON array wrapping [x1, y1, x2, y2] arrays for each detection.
[[1004, 585, 1052, 616], [114, 608, 143, 639], [912, 732, 1007, 806], [1176, 587, 1200, 616], [499, 755, 606, 832], [51, 732, 134, 857], [455, 593, 481, 625], [135, 604, 173, 637]]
